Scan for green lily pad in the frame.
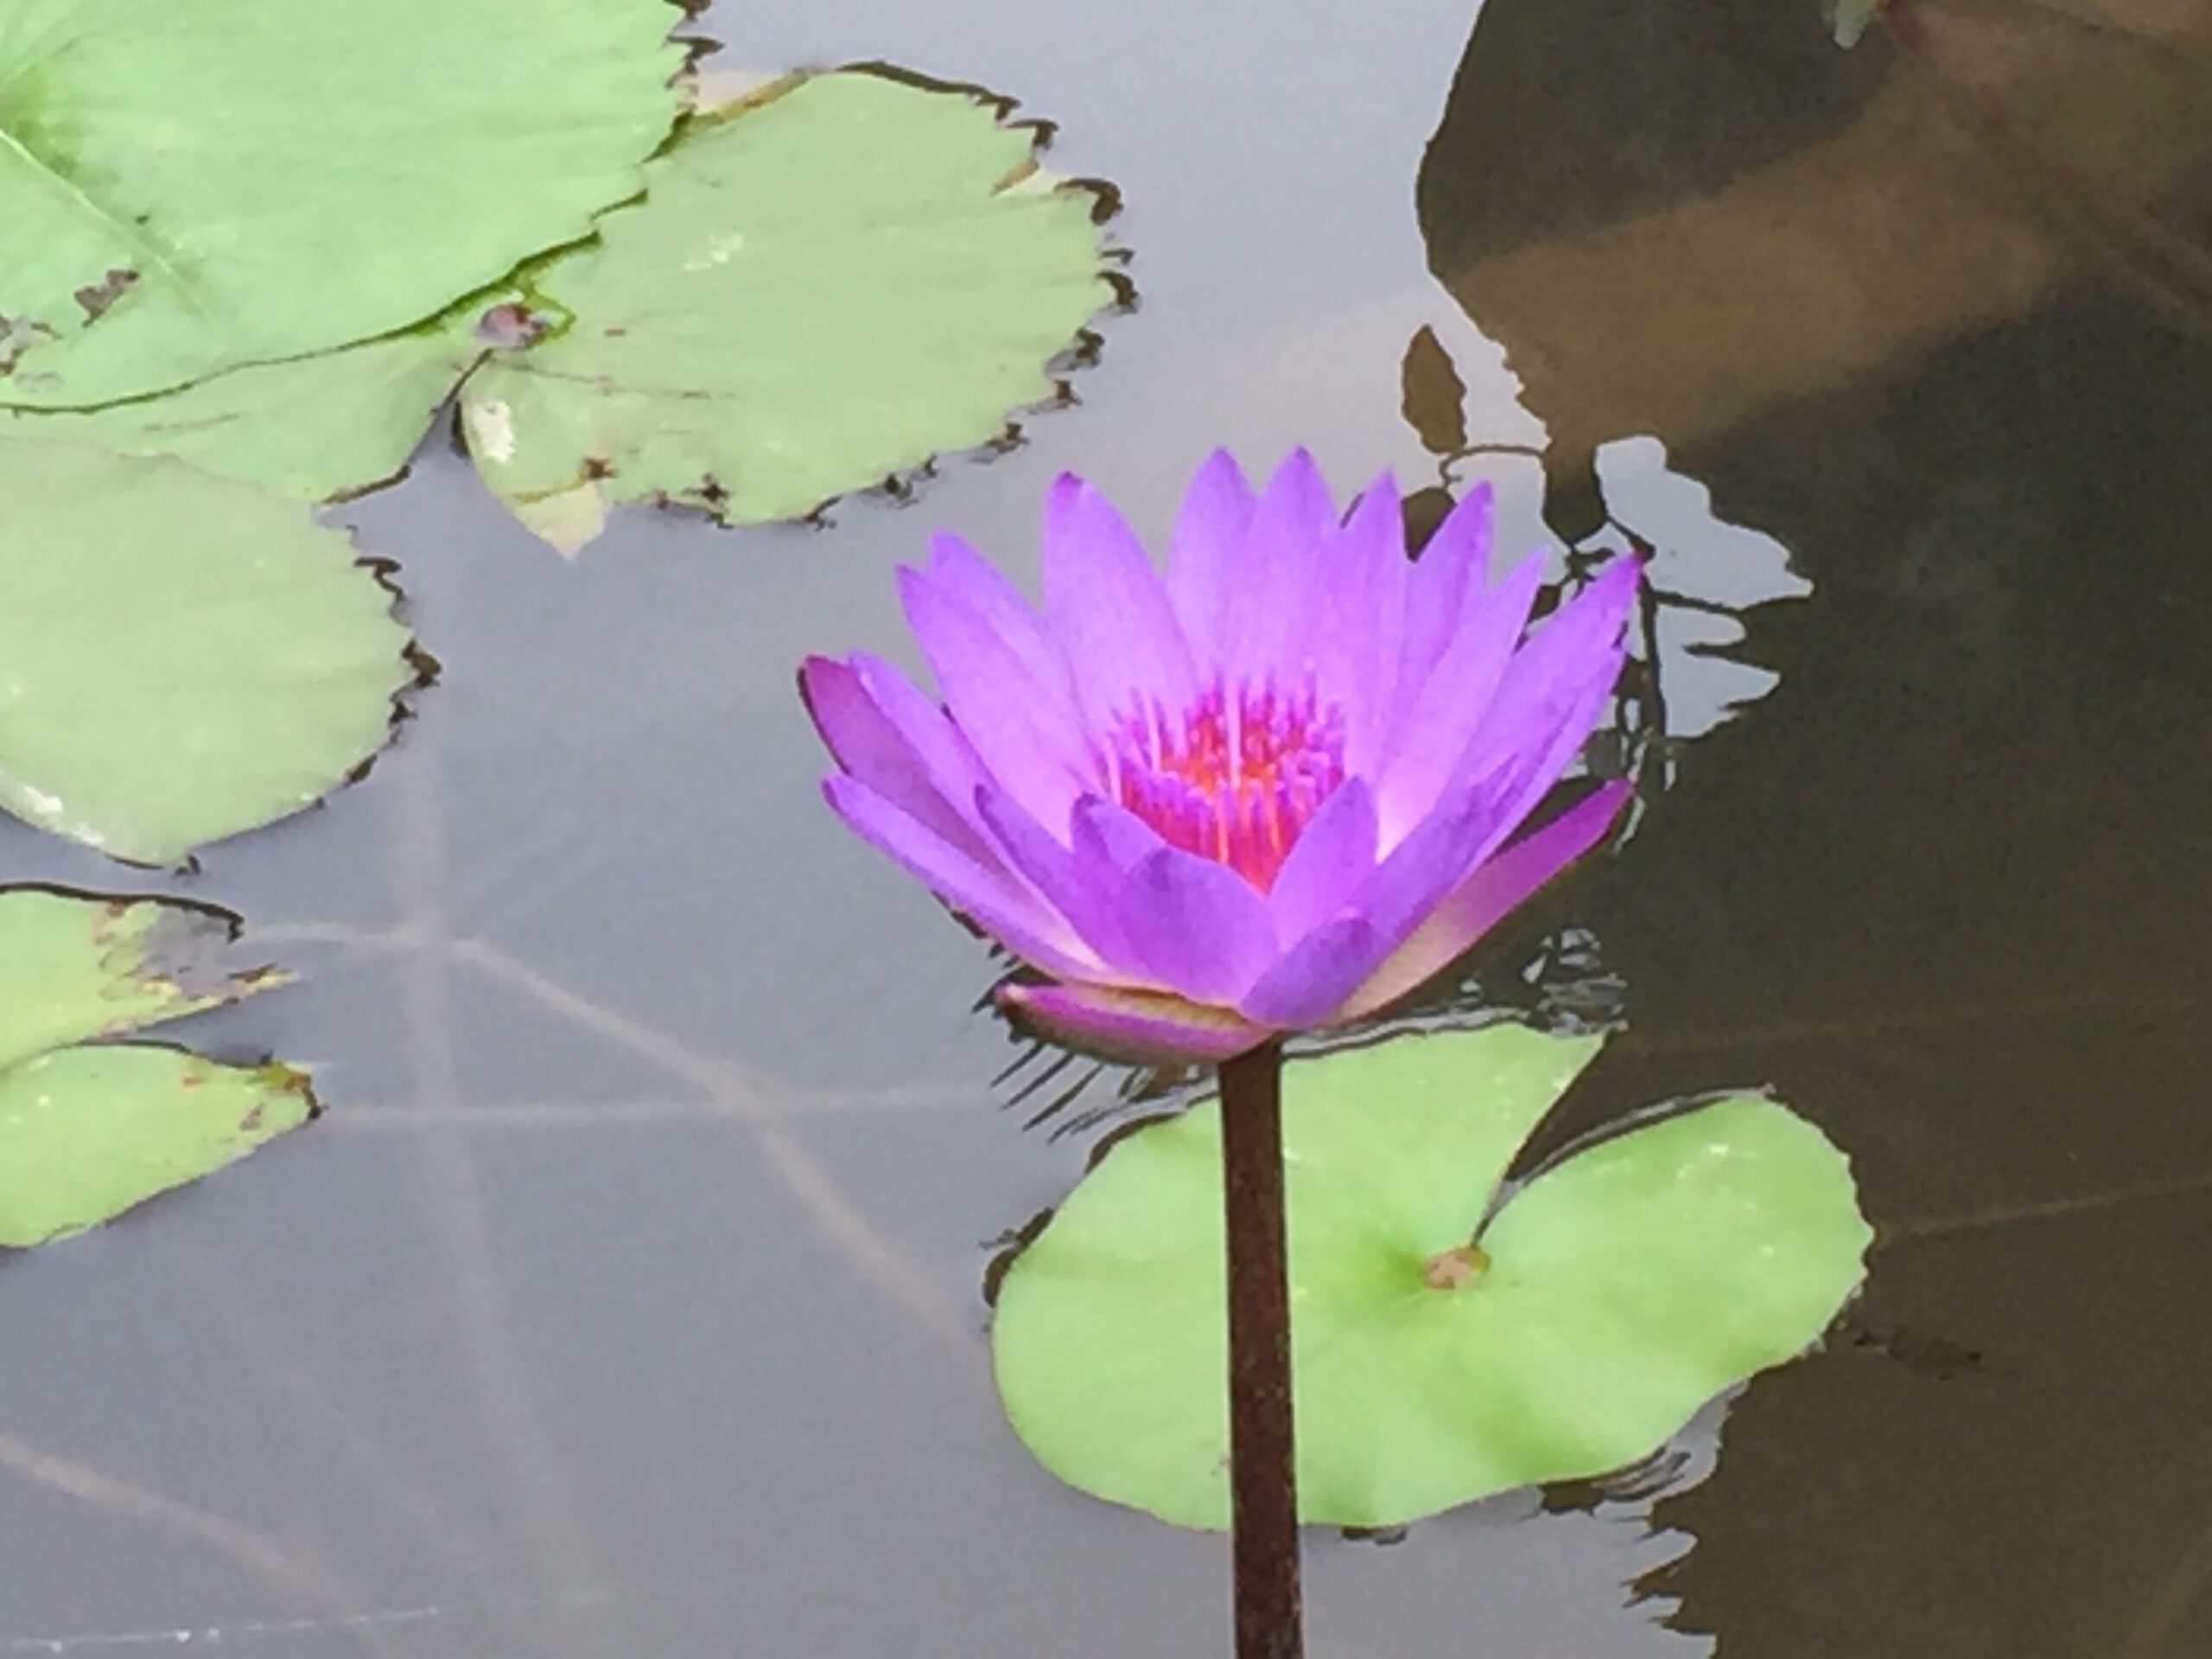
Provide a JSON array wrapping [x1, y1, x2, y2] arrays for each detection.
[[990, 1024, 1872, 1530], [0, 887, 304, 1248], [458, 70, 1116, 553], [0, 441, 418, 864], [0, 0, 683, 410], [1, 308, 484, 501], [0, 1049, 315, 1247], [0, 887, 280, 1071]]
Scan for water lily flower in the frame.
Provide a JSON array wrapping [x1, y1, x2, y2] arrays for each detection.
[[798, 450, 1637, 1065]]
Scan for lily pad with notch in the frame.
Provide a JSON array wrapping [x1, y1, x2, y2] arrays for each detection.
[[0, 887, 308, 1248], [0, 440, 421, 864], [0, 0, 685, 409], [458, 68, 1119, 554], [989, 1022, 1872, 1529]]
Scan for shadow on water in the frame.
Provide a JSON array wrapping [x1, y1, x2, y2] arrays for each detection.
[[1, 1, 2209, 1656], [1421, 0, 2212, 1651]]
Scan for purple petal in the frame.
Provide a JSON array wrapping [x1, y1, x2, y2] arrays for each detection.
[[996, 980, 1271, 1065], [1115, 846, 1281, 1004], [823, 776, 1100, 980], [1341, 782, 1630, 1020], [1236, 914, 1384, 1028], [1252, 448, 1336, 541], [1236, 775, 1503, 1027], [1396, 481, 1493, 709], [799, 655, 993, 863], [1486, 658, 1625, 844], [1221, 449, 1336, 683], [1427, 660, 1619, 896], [1373, 551, 1544, 848], [1071, 793, 1170, 874], [1307, 473, 1408, 773], [848, 652, 1010, 841], [1266, 778, 1378, 944], [1165, 449, 1257, 670], [974, 785, 1148, 981], [1041, 474, 1199, 730], [926, 531, 1078, 706], [898, 562, 1098, 828], [1425, 563, 1632, 868], [1449, 555, 1637, 795]]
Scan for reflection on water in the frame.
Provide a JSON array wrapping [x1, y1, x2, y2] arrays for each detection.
[[1587, 437, 1809, 747], [1422, 0, 2212, 535], [1425, 2, 2212, 1652], [3, 1, 2209, 1656]]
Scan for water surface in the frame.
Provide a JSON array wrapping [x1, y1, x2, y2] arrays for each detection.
[[2, 2, 2207, 1655]]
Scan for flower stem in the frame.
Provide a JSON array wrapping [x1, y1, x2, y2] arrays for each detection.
[[1217, 1040, 1304, 1659]]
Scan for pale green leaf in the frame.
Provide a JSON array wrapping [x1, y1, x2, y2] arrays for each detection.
[[991, 1025, 1872, 1529], [0, 0, 683, 409], [1, 312, 482, 500], [460, 71, 1114, 551], [0, 888, 302, 1247], [0, 441, 418, 863], [0, 887, 277, 1072], [0, 1047, 314, 1247]]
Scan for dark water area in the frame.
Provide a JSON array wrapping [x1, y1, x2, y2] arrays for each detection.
[[3, 1, 2209, 1655]]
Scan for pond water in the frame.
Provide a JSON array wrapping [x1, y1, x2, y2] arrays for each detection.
[[3, 0, 2209, 1654]]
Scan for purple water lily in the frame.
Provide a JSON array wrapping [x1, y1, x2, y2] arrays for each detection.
[[799, 450, 1637, 1065]]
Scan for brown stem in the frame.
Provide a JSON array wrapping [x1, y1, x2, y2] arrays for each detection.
[[1217, 1040, 1304, 1659]]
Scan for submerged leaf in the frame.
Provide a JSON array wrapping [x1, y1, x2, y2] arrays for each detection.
[[461, 70, 1115, 551], [0, 442, 418, 863], [0, 0, 683, 409], [1828, 0, 1884, 48], [0, 887, 277, 1071], [0, 1049, 314, 1247], [990, 1025, 1871, 1529], [0, 889, 303, 1247]]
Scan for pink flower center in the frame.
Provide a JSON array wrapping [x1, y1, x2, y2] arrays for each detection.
[[1108, 676, 1347, 891]]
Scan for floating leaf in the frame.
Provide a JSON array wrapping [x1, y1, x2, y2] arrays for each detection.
[[0, 1049, 314, 1247], [0, 0, 683, 409], [0, 888, 301, 1248], [990, 1025, 1871, 1529], [460, 70, 1114, 553], [1, 310, 483, 501], [0, 887, 278, 1071], [0, 441, 418, 863]]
